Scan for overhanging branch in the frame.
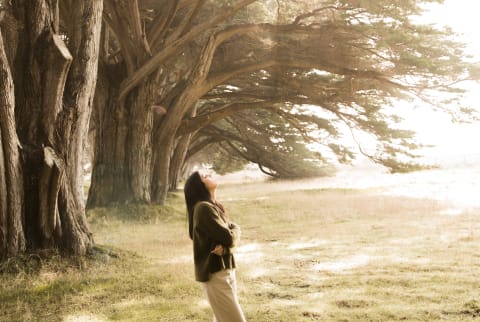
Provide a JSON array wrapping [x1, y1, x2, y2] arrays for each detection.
[[177, 100, 278, 136], [119, 0, 257, 102]]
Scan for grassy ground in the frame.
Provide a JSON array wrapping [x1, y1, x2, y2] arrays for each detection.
[[1, 182, 479, 321]]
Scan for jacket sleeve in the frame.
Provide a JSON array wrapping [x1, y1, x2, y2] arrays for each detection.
[[223, 222, 241, 255], [195, 202, 241, 248]]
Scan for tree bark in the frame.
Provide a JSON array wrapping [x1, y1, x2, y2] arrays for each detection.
[[167, 104, 198, 191], [0, 0, 103, 258], [168, 135, 192, 191], [0, 30, 25, 259], [87, 66, 128, 207], [88, 72, 157, 207], [118, 0, 257, 101], [57, 0, 103, 254], [125, 80, 156, 203]]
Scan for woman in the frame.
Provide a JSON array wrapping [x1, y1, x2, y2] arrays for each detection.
[[184, 171, 246, 322]]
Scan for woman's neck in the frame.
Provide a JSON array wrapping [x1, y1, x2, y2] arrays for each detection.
[[209, 189, 217, 203]]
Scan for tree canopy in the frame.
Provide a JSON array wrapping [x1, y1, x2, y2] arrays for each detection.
[[83, 0, 480, 206], [170, 0, 478, 175]]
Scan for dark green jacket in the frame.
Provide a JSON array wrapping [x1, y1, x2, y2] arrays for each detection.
[[192, 201, 241, 282]]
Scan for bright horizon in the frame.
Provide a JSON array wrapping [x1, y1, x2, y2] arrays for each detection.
[[304, 1, 480, 166], [340, 0, 480, 165], [409, 0, 480, 162]]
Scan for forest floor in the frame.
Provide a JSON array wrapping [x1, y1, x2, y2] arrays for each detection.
[[1, 170, 480, 321]]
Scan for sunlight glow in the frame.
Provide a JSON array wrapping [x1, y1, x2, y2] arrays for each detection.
[[301, 0, 480, 165], [405, 0, 480, 159]]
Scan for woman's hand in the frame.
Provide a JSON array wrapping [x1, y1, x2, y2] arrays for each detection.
[[210, 244, 224, 256]]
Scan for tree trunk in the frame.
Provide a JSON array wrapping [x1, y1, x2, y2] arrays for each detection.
[[87, 66, 127, 207], [152, 33, 220, 204], [0, 30, 25, 258], [0, 0, 103, 258], [152, 95, 200, 203], [151, 134, 174, 204], [88, 72, 157, 207], [57, 0, 103, 254], [167, 105, 198, 192], [168, 135, 192, 191], [125, 81, 156, 203]]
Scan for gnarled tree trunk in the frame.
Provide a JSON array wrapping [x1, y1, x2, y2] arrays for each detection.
[[87, 73, 157, 207], [87, 65, 125, 207], [56, 0, 103, 254], [0, 0, 103, 259]]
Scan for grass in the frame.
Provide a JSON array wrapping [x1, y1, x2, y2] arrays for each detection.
[[1, 181, 479, 321]]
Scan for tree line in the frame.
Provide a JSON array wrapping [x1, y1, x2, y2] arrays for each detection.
[[0, 0, 478, 259]]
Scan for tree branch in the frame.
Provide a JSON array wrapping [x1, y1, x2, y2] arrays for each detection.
[[119, 0, 257, 102], [207, 57, 407, 95], [167, 0, 207, 41], [129, 0, 151, 56], [293, 5, 341, 24], [103, 0, 136, 74], [148, 0, 180, 50], [177, 100, 278, 136]]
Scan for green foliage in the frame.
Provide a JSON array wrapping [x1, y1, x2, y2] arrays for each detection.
[[377, 158, 435, 173], [182, 0, 478, 174], [328, 143, 356, 163], [210, 149, 249, 175], [102, 0, 480, 185], [194, 108, 337, 178]]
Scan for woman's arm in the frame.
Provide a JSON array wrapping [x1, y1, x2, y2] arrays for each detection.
[[211, 222, 242, 256], [195, 203, 241, 248]]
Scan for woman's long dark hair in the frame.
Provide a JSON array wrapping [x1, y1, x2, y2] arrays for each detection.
[[184, 171, 211, 239]]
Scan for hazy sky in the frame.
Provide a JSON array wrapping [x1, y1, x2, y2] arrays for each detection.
[[402, 0, 480, 161], [438, 0, 480, 55]]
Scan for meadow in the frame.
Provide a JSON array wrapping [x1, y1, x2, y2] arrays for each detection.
[[1, 175, 479, 321]]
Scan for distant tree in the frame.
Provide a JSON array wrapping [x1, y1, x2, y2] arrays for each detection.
[[193, 146, 249, 176], [0, 1, 102, 259], [186, 108, 334, 178]]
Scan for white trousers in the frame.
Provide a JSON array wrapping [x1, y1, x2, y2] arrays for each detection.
[[202, 269, 246, 322]]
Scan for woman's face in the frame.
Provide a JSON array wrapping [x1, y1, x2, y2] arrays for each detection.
[[200, 172, 218, 191]]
